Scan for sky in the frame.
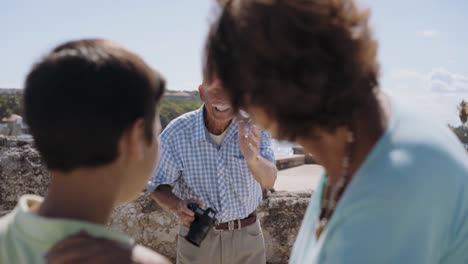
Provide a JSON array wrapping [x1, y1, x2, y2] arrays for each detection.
[[1, 0, 467, 125]]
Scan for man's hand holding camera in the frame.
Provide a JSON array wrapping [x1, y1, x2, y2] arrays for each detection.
[[172, 199, 202, 225]]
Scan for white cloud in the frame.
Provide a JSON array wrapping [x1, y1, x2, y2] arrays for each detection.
[[386, 67, 468, 126], [390, 69, 425, 81], [427, 68, 468, 93], [417, 30, 439, 38]]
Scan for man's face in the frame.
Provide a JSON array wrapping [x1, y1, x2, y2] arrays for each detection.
[[199, 80, 234, 123]]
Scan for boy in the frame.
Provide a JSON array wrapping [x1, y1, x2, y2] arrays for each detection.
[[0, 39, 169, 264]]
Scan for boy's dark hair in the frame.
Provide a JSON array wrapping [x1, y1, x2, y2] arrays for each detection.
[[205, 0, 379, 140], [24, 39, 165, 171]]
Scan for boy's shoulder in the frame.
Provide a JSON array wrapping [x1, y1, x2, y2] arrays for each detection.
[[0, 195, 134, 263], [0, 206, 22, 263], [0, 208, 16, 231]]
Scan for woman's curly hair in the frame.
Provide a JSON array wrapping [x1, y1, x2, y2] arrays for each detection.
[[204, 0, 380, 140]]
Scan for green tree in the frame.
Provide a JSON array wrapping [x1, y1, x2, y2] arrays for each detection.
[[449, 125, 468, 144], [0, 89, 202, 130], [458, 100, 467, 126], [160, 100, 202, 129], [0, 94, 23, 119], [450, 100, 468, 150]]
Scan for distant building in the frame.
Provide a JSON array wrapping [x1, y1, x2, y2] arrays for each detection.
[[0, 88, 22, 96], [1, 114, 22, 123], [163, 91, 194, 101], [0, 114, 24, 136], [0, 89, 25, 136]]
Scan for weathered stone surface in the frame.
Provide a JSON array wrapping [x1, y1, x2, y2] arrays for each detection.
[[0, 136, 311, 264], [109, 191, 310, 263], [258, 191, 310, 263], [292, 147, 316, 164], [109, 195, 181, 262], [276, 155, 305, 170], [0, 136, 49, 216]]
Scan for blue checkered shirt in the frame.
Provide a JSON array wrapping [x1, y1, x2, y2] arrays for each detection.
[[147, 107, 275, 222]]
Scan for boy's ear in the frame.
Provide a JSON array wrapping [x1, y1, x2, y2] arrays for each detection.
[[121, 118, 147, 161]]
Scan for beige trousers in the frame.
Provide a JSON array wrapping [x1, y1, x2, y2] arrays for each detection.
[[176, 220, 266, 264]]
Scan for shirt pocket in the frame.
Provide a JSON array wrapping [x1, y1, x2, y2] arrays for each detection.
[[232, 151, 250, 176], [231, 151, 256, 198]]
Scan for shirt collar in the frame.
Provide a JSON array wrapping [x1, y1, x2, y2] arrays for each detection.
[[192, 105, 239, 146], [13, 194, 133, 246], [192, 106, 207, 142]]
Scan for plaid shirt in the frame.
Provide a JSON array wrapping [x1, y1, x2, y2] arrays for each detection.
[[148, 107, 275, 222]]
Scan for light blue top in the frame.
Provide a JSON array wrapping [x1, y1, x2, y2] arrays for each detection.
[[147, 106, 275, 222], [290, 99, 468, 264]]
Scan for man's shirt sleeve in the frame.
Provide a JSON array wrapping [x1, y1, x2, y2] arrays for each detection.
[[259, 130, 275, 163], [147, 137, 181, 193]]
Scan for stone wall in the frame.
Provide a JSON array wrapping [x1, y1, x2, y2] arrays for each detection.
[[0, 136, 47, 215], [0, 136, 311, 263], [275, 148, 316, 171], [276, 155, 306, 170], [109, 191, 310, 263]]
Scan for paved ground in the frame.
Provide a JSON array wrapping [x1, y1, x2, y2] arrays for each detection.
[[274, 164, 324, 192]]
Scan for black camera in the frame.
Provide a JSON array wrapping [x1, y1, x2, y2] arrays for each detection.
[[185, 203, 217, 247]]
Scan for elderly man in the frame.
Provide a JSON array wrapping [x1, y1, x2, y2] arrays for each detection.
[[147, 80, 277, 264]]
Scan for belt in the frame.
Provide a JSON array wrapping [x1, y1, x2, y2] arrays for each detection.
[[214, 212, 257, 231]]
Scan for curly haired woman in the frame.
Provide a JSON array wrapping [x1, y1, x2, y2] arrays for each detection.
[[204, 0, 468, 263]]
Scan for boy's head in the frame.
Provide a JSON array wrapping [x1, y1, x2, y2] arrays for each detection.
[[24, 39, 165, 202]]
